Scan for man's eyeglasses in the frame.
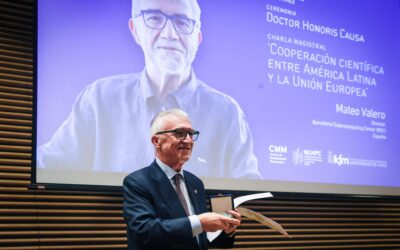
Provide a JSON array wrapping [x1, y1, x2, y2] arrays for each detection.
[[156, 128, 200, 141], [135, 10, 196, 35]]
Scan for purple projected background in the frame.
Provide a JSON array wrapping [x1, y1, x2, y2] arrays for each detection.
[[37, 0, 400, 189]]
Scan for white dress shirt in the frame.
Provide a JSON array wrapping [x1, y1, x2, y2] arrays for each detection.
[[156, 158, 203, 237]]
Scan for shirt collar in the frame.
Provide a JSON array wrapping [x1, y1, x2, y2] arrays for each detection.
[[156, 157, 184, 180], [139, 68, 199, 109]]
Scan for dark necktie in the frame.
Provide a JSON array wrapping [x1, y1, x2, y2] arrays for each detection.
[[173, 174, 190, 216]]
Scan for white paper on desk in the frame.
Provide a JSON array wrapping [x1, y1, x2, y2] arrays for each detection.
[[234, 192, 273, 208], [207, 192, 273, 242]]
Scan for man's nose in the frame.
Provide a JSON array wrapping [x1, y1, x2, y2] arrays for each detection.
[[160, 19, 179, 39]]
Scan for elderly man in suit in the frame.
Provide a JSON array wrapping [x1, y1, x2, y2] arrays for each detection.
[[123, 109, 241, 250]]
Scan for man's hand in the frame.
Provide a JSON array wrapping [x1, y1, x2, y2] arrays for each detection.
[[224, 209, 241, 235], [198, 212, 240, 232]]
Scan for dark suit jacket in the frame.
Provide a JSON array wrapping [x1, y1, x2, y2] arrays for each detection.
[[123, 160, 234, 250]]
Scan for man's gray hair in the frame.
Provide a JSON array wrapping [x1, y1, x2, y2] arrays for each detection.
[[131, 0, 201, 28], [150, 109, 189, 135]]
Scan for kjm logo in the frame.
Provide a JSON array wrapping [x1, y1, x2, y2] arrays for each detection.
[[333, 154, 349, 166], [328, 152, 349, 166]]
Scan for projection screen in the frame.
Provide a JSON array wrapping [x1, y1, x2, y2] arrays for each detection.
[[35, 0, 400, 196]]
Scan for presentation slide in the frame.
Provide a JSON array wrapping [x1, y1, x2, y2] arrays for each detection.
[[35, 0, 400, 195]]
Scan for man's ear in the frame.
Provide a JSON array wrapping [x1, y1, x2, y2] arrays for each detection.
[[129, 18, 141, 45], [197, 30, 203, 45], [151, 135, 161, 148]]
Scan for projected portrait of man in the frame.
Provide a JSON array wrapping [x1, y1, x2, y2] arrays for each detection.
[[37, 0, 262, 179]]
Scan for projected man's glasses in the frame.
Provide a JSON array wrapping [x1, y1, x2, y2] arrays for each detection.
[[156, 129, 200, 141], [136, 10, 196, 35]]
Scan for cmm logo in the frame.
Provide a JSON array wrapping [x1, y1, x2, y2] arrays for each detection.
[[269, 145, 288, 153], [328, 151, 349, 166]]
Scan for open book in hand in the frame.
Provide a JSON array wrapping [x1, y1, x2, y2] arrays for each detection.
[[207, 192, 291, 242]]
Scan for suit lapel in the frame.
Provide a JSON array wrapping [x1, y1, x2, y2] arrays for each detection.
[[150, 161, 188, 218], [151, 162, 204, 249], [184, 173, 201, 215]]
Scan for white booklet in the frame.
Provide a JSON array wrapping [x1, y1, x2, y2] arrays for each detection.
[[207, 192, 291, 242]]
